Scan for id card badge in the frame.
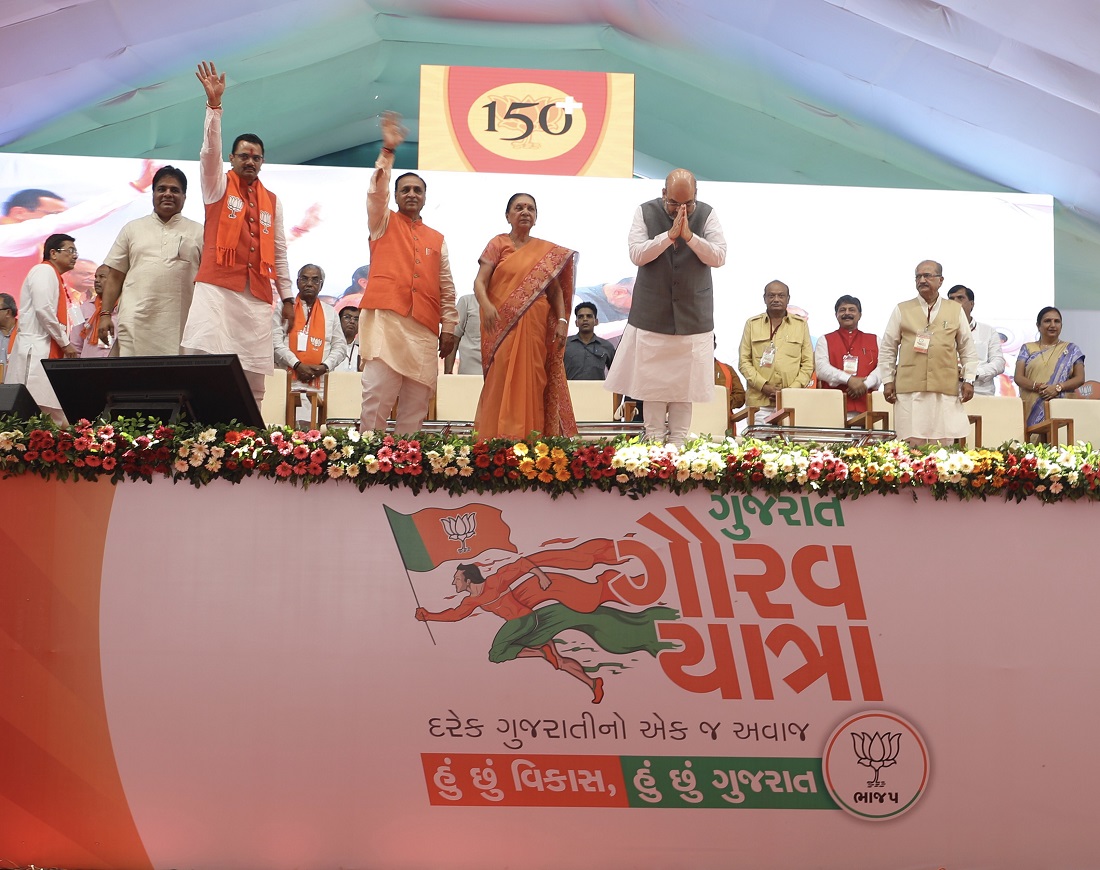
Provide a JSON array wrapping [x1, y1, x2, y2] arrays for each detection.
[[760, 342, 776, 367], [842, 353, 858, 374], [295, 331, 308, 352], [914, 331, 932, 354]]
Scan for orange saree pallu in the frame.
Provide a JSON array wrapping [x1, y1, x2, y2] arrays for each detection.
[[475, 236, 577, 439]]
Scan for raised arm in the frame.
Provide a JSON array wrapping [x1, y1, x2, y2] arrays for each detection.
[[196, 62, 228, 205], [367, 111, 405, 239]]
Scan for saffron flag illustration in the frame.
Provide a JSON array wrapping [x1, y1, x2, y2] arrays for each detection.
[[384, 504, 518, 571]]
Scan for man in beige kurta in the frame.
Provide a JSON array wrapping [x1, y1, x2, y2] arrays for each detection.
[[99, 166, 203, 356], [878, 260, 978, 445]]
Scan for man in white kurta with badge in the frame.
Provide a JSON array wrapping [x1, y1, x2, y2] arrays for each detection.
[[604, 169, 727, 445], [99, 166, 203, 356], [181, 61, 294, 407], [879, 260, 978, 445], [273, 264, 348, 423]]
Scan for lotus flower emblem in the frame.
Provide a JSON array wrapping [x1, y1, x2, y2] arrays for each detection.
[[440, 512, 478, 553], [851, 731, 901, 786]]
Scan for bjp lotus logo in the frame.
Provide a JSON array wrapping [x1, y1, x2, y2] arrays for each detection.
[[851, 731, 902, 787], [823, 712, 929, 821], [440, 512, 478, 553]]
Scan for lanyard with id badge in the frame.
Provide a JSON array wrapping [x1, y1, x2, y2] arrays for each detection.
[[839, 330, 860, 374], [914, 301, 936, 354], [759, 319, 783, 367]]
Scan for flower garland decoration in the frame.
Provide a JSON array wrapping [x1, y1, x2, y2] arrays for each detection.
[[1, 414, 1098, 503]]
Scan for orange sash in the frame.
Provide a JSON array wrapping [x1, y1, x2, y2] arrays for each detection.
[[289, 298, 327, 368], [4, 324, 15, 358], [47, 264, 70, 360], [81, 295, 104, 346], [215, 171, 276, 278]]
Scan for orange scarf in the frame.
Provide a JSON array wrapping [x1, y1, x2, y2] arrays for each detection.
[[81, 295, 105, 346], [215, 171, 276, 278], [289, 298, 327, 368], [4, 323, 15, 358], [47, 264, 70, 360]]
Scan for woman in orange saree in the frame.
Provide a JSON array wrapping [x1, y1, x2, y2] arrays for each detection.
[[473, 193, 578, 439]]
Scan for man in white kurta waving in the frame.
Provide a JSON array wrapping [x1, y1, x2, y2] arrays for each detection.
[[181, 61, 294, 407]]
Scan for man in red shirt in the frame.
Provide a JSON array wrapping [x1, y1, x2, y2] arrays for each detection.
[[814, 294, 880, 415]]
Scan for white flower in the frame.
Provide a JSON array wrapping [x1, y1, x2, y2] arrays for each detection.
[[348, 428, 362, 442], [459, 466, 474, 477], [444, 466, 459, 477], [341, 444, 355, 458], [365, 457, 380, 473], [616, 473, 630, 483], [209, 446, 225, 459], [197, 428, 217, 444], [327, 465, 344, 479], [173, 459, 189, 473], [204, 458, 222, 472], [322, 435, 337, 451], [346, 463, 360, 478]]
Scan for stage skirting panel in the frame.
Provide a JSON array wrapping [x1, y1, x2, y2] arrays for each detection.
[[1, 475, 1096, 869]]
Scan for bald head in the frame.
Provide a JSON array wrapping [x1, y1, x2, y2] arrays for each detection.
[[764, 280, 790, 316], [662, 169, 698, 218]]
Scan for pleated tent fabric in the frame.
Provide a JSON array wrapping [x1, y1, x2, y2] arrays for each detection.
[[2, 0, 1100, 307]]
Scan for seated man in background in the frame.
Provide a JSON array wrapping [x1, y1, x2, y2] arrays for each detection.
[[714, 342, 746, 433], [334, 298, 362, 372], [273, 264, 348, 423], [815, 294, 879, 417], [565, 301, 616, 380]]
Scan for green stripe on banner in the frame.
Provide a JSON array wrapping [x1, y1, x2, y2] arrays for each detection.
[[384, 505, 436, 572], [619, 756, 838, 809]]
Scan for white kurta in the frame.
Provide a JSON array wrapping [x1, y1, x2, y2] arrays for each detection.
[[104, 212, 203, 356], [179, 106, 292, 375], [4, 263, 69, 411], [273, 299, 349, 373]]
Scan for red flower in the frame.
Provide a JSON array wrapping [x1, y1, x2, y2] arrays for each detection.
[[224, 431, 243, 445], [275, 462, 293, 477], [101, 456, 117, 471]]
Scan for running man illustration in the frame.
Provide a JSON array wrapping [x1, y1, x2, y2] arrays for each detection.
[[413, 538, 678, 704]]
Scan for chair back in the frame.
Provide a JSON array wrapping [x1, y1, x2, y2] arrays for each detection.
[[1049, 397, 1100, 445], [567, 380, 615, 421], [965, 395, 1024, 447], [260, 369, 289, 427], [689, 385, 730, 439], [325, 371, 362, 424], [775, 387, 846, 428], [433, 374, 484, 421]]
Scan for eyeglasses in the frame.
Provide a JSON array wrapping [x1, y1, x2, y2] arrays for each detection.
[[915, 273, 942, 281], [664, 198, 696, 209], [56, 247, 78, 256]]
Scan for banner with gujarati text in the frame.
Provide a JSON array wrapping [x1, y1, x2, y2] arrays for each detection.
[[3, 477, 1098, 868]]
